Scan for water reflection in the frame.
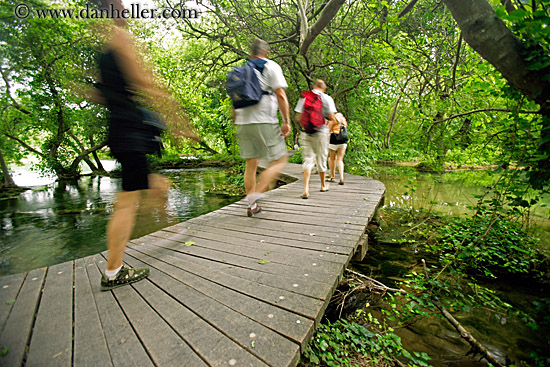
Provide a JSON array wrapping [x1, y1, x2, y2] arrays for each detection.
[[0, 168, 240, 276], [374, 165, 550, 246]]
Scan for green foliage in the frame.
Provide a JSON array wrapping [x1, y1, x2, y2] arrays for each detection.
[[302, 315, 431, 367], [433, 213, 542, 279]]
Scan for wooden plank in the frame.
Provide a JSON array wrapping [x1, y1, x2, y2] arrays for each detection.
[[108, 271, 209, 367], [73, 258, 111, 367], [134, 234, 335, 302], [26, 262, 73, 367], [159, 225, 350, 264], [216, 206, 368, 231], [131, 275, 270, 367], [167, 220, 356, 254], [123, 252, 302, 367], [222, 198, 371, 223], [85, 256, 155, 367], [125, 249, 315, 351], [0, 268, 45, 367], [149, 229, 346, 272], [184, 214, 361, 244], [130, 234, 338, 287], [127, 243, 329, 321], [0, 272, 25, 334]]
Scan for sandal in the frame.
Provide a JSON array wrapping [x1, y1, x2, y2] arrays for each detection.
[[247, 204, 262, 217], [101, 266, 150, 291], [327, 178, 335, 182]]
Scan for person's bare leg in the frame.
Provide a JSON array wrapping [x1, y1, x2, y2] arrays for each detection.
[[255, 154, 288, 194], [329, 150, 336, 180], [319, 171, 327, 191], [337, 147, 346, 183], [302, 169, 311, 197], [143, 173, 171, 212], [106, 190, 140, 271], [244, 158, 259, 195]]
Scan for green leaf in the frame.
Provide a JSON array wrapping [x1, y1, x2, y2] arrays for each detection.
[[257, 259, 270, 264], [184, 241, 195, 247]]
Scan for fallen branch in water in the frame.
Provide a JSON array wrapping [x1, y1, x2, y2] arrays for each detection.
[[421, 259, 505, 367], [345, 268, 407, 294]]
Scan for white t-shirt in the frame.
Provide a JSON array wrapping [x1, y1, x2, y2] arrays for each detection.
[[294, 89, 337, 116], [234, 58, 288, 125], [294, 89, 337, 133]]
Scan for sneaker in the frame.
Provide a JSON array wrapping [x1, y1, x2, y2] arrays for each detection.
[[100, 266, 150, 291], [247, 204, 262, 217]]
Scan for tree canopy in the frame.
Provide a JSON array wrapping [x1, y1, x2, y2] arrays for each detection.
[[1, 0, 549, 200]]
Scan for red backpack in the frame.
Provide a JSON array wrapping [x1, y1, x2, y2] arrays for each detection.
[[300, 91, 325, 134]]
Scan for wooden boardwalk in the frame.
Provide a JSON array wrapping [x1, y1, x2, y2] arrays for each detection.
[[0, 163, 385, 367]]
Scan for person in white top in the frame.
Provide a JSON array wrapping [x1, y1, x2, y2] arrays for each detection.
[[233, 38, 291, 216], [294, 79, 337, 198]]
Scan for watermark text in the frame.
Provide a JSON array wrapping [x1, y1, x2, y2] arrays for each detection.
[[14, 3, 200, 20]]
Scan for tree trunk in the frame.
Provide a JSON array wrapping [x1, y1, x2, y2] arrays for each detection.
[[442, 0, 550, 186], [0, 149, 18, 188], [441, 0, 550, 109]]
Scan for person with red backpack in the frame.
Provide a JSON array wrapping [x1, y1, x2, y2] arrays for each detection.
[[294, 79, 337, 199]]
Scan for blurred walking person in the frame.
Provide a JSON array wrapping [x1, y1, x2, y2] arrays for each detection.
[[230, 38, 291, 216], [295, 79, 336, 198], [85, 0, 199, 290]]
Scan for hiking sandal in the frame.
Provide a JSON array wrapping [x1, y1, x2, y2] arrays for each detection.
[[100, 266, 150, 291]]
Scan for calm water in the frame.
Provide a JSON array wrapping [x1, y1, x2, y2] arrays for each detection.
[[374, 165, 550, 246], [0, 168, 240, 276]]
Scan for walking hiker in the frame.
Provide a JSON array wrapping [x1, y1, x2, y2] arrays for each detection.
[[328, 112, 349, 185], [230, 38, 291, 216], [86, 0, 199, 290], [294, 79, 337, 199]]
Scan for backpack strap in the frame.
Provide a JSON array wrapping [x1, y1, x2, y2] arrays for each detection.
[[249, 58, 271, 95]]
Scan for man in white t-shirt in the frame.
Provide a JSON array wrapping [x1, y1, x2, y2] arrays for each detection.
[[233, 38, 291, 216], [294, 79, 337, 198]]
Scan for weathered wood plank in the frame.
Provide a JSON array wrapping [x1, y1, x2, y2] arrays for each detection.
[[0, 272, 25, 334], [216, 206, 368, 231], [125, 248, 316, 351], [133, 235, 335, 302], [184, 214, 361, 245], [167, 220, 356, 254], [0, 268, 45, 367], [159, 225, 350, 264], [107, 269, 208, 367], [149, 229, 346, 272], [127, 242, 330, 321], [131, 274, 270, 367], [73, 258, 111, 367], [131, 234, 338, 287], [85, 255, 155, 367], [26, 262, 73, 367], [123, 252, 302, 367]]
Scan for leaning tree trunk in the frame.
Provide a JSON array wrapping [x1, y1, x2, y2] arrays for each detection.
[[441, 0, 550, 108], [0, 149, 18, 189], [442, 0, 550, 186]]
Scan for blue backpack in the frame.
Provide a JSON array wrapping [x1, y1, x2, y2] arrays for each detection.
[[226, 58, 268, 109]]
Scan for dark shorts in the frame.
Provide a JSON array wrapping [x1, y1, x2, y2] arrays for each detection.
[[115, 152, 149, 192]]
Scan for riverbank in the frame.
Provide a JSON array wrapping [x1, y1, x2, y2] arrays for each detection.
[[299, 206, 550, 367]]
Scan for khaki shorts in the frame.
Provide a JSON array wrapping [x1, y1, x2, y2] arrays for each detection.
[[236, 123, 287, 161], [301, 131, 329, 172]]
